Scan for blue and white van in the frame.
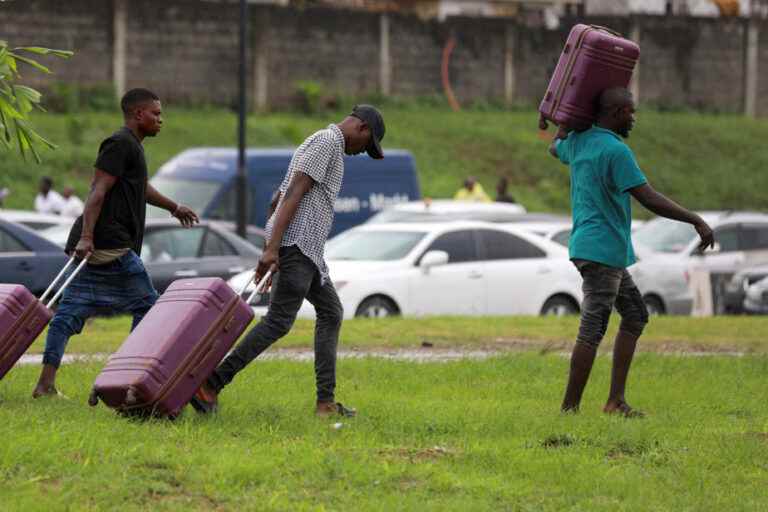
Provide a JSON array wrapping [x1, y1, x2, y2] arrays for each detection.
[[148, 148, 420, 236]]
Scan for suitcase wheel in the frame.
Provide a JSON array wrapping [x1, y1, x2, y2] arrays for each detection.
[[87, 389, 99, 407]]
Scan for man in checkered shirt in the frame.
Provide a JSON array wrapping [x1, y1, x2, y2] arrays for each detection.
[[192, 105, 385, 418]]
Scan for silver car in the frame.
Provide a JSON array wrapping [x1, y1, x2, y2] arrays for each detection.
[[630, 211, 768, 315]]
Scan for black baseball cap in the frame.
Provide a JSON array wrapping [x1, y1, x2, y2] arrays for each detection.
[[351, 104, 385, 159]]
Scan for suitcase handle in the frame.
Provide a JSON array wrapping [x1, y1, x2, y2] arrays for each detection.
[[39, 256, 90, 308], [246, 270, 273, 305], [589, 25, 622, 37]]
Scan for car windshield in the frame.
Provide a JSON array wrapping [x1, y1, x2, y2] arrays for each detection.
[[633, 217, 697, 253], [147, 178, 221, 218], [326, 230, 426, 261]]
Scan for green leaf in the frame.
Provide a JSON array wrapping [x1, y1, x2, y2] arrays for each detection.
[[8, 53, 51, 74], [13, 85, 42, 104], [14, 46, 73, 59]]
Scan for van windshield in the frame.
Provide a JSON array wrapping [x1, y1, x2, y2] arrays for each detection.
[[147, 178, 222, 218]]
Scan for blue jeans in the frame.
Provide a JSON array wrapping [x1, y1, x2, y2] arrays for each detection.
[[43, 251, 158, 368]]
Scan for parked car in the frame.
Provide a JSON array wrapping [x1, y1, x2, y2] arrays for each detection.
[[743, 275, 768, 314], [146, 148, 420, 236], [0, 219, 68, 295], [722, 263, 768, 314], [518, 219, 646, 249], [366, 199, 529, 224], [230, 221, 583, 319], [0, 209, 74, 231], [630, 211, 768, 315], [39, 219, 262, 293]]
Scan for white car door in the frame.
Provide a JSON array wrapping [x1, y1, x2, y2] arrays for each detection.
[[476, 229, 551, 315], [408, 229, 486, 315]]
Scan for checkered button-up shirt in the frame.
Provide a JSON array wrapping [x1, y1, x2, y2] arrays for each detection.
[[265, 124, 345, 283]]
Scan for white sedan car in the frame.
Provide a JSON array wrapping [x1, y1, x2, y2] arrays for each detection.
[[229, 221, 583, 318]]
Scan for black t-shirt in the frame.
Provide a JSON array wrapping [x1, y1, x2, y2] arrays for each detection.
[[66, 127, 148, 255]]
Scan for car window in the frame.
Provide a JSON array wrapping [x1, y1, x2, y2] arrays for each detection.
[[714, 226, 739, 253], [423, 230, 478, 264], [141, 227, 205, 261], [202, 230, 237, 257], [477, 229, 546, 260], [247, 232, 265, 250], [551, 229, 571, 248], [740, 224, 768, 251], [0, 228, 28, 253]]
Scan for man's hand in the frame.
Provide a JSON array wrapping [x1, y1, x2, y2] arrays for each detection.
[[695, 220, 715, 252], [254, 246, 279, 290], [172, 205, 199, 228], [74, 236, 94, 260]]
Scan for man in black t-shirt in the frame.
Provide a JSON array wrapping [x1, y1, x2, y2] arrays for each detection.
[[32, 88, 199, 398]]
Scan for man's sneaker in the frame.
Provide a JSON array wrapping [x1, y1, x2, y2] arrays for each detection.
[[189, 385, 219, 414], [316, 401, 357, 418]]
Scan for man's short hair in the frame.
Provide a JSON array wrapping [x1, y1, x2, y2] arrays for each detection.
[[121, 88, 159, 116], [41, 176, 53, 186], [597, 87, 633, 117]]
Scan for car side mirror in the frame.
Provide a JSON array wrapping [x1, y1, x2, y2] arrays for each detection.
[[420, 250, 449, 273]]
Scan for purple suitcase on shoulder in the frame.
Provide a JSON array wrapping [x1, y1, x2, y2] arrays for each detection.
[[539, 24, 640, 131], [1, 258, 89, 380], [89, 276, 264, 419]]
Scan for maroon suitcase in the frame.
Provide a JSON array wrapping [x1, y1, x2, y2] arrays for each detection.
[[539, 24, 640, 131], [0, 258, 89, 380], [89, 274, 270, 419]]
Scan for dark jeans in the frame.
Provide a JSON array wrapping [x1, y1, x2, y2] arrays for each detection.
[[43, 251, 158, 368], [573, 259, 649, 348], [207, 245, 344, 402]]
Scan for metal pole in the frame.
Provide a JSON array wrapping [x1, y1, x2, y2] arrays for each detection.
[[236, 0, 248, 239]]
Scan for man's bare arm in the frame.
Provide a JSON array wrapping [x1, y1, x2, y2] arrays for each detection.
[[630, 183, 714, 251]]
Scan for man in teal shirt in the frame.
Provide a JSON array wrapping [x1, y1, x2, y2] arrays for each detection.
[[549, 88, 714, 416]]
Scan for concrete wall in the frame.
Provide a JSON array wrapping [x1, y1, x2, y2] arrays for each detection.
[[1, 0, 766, 115]]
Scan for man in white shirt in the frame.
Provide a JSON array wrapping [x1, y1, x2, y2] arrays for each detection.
[[34, 176, 66, 215], [60, 186, 85, 218]]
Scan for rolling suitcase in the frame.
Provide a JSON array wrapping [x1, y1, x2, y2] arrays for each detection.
[[539, 24, 640, 131], [0, 257, 89, 380], [89, 271, 271, 419]]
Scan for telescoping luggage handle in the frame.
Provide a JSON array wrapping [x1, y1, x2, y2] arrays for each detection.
[[239, 270, 273, 305], [39, 256, 89, 308]]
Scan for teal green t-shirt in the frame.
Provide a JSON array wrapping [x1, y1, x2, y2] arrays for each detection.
[[556, 126, 647, 269]]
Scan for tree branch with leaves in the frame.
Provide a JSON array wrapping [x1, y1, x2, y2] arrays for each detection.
[[0, 41, 73, 162]]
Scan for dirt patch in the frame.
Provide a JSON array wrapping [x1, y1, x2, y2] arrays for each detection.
[[606, 440, 650, 460], [379, 445, 456, 462], [744, 432, 768, 441], [541, 434, 576, 449]]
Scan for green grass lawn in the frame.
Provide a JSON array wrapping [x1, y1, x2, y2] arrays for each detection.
[[1, 354, 766, 511], [22, 314, 768, 357], [3, 106, 768, 215]]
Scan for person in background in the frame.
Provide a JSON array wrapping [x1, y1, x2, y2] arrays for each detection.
[[0, 187, 9, 208], [495, 177, 516, 203], [453, 176, 491, 202], [34, 176, 66, 215], [60, 186, 85, 218]]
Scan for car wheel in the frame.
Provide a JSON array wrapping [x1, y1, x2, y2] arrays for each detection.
[[355, 296, 399, 318], [540, 295, 579, 316], [643, 295, 665, 316]]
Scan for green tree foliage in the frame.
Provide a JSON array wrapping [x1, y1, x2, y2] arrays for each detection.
[[0, 41, 72, 162]]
